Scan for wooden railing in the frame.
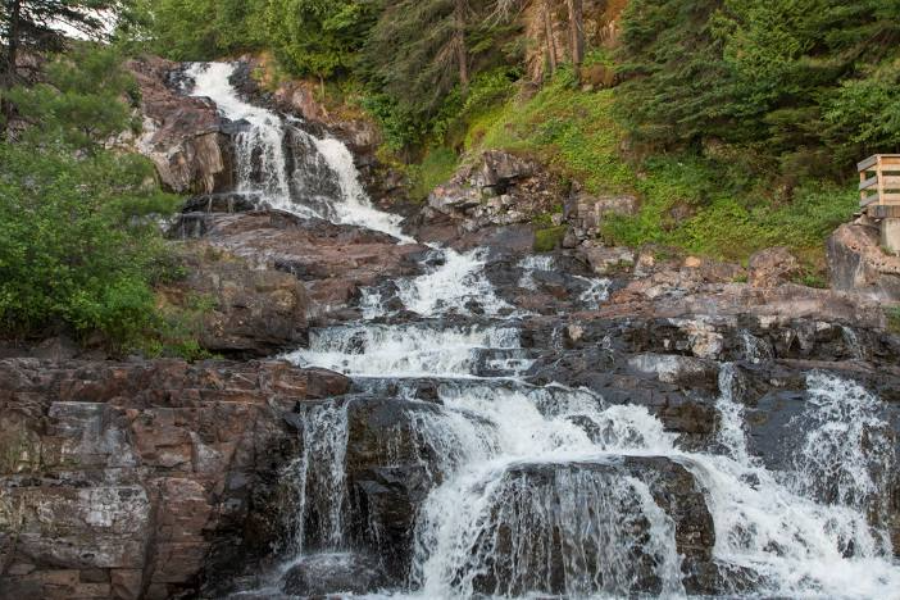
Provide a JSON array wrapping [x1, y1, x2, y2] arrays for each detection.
[[859, 154, 900, 211]]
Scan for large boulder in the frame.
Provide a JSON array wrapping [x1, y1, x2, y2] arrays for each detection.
[[0, 359, 350, 600], [748, 246, 801, 288], [161, 247, 309, 358], [827, 222, 900, 302], [172, 210, 427, 314], [281, 552, 388, 597], [463, 457, 715, 597], [417, 150, 565, 240], [129, 57, 235, 195]]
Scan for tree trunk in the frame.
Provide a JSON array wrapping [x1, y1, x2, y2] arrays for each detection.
[[2, 0, 22, 138], [455, 0, 469, 92], [543, 0, 557, 78], [3, 0, 22, 88], [567, 0, 584, 65]]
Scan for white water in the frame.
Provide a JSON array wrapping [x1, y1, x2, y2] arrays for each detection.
[[397, 248, 512, 317], [188, 64, 900, 599], [285, 324, 526, 379], [187, 62, 409, 240]]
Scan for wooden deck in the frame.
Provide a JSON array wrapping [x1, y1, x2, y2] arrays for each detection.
[[859, 154, 900, 215]]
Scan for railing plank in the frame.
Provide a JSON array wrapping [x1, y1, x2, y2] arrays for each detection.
[[882, 176, 900, 189], [861, 193, 881, 207], [879, 156, 900, 167], [859, 175, 879, 191], [882, 192, 900, 204], [858, 155, 879, 172]]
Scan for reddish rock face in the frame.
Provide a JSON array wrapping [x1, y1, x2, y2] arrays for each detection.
[[128, 57, 235, 195], [748, 246, 802, 288], [0, 359, 350, 600], [160, 248, 310, 358], [173, 210, 427, 314]]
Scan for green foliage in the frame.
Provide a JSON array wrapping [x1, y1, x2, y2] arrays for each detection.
[[7, 46, 138, 151], [1, 0, 131, 81], [406, 147, 460, 202], [534, 226, 567, 253], [141, 0, 267, 60], [0, 45, 196, 356], [474, 70, 632, 194], [265, 0, 377, 79], [887, 307, 900, 335], [0, 141, 180, 352], [601, 156, 857, 262], [617, 0, 900, 174]]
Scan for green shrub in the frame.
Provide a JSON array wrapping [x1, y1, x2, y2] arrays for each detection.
[[0, 142, 182, 352], [534, 226, 567, 252], [406, 147, 460, 202], [887, 307, 900, 335]]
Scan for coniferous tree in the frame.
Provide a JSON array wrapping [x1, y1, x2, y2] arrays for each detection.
[[1, 0, 127, 87]]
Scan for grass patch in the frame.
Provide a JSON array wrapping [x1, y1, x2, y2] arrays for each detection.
[[405, 147, 460, 202], [469, 70, 855, 267], [472, 68, 633, 194], [887, 307, 900, 334], [534, 226, 567, 252]]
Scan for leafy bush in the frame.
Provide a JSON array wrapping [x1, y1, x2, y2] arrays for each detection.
[[0, 46, 193, 355], [0, 142, 181, 351], [887, 307, 900, 335]]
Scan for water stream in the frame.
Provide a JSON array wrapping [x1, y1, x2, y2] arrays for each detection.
[[187, 62, 900, 600]]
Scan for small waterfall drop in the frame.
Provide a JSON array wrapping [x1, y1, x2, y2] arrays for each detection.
[[187, 62, 408, 240]]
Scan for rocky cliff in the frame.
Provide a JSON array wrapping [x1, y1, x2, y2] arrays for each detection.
[[0, 359, 348, 600]]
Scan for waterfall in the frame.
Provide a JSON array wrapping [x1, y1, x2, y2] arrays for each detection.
[[186, 62, 900, 600], [187, 62, 408, 240]]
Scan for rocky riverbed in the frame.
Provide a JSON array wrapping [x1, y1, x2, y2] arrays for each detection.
[[1, 58, 899, 600]]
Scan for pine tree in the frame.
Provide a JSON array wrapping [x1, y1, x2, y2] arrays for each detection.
[[1, 0, 127, 87]]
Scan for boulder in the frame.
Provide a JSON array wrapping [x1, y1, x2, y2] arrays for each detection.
[[579, 245, 636, 275], [281, 553, 388, 597], [0, 359, 350, 600], [129, 57, 235, 195], [464, 457, 715, 596], [171, 210, 426, 315], [160, 247, 309, 358], [748, 247, 801, 288], [827, 222, 900, 302], [566, 192, 638, 244], [418, 150, 565, 239]]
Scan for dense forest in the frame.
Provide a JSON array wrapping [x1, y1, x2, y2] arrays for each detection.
[[1, 0, 900, 351]]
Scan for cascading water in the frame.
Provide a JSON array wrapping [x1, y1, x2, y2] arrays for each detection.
[[187, 62, 408, 240], [190, 64, 900, 599]]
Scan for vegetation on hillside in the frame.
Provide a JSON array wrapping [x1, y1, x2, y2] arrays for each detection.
[[0, 44, 204, 356], [128, 0, 900, 268]]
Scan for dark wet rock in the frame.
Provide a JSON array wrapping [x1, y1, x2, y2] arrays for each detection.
[[466, 456, 715, 597], [0, 359, 350, 600], [182, 192, 261, 214], [342, 398, 445, 580], [281, 552, 389, 597]]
